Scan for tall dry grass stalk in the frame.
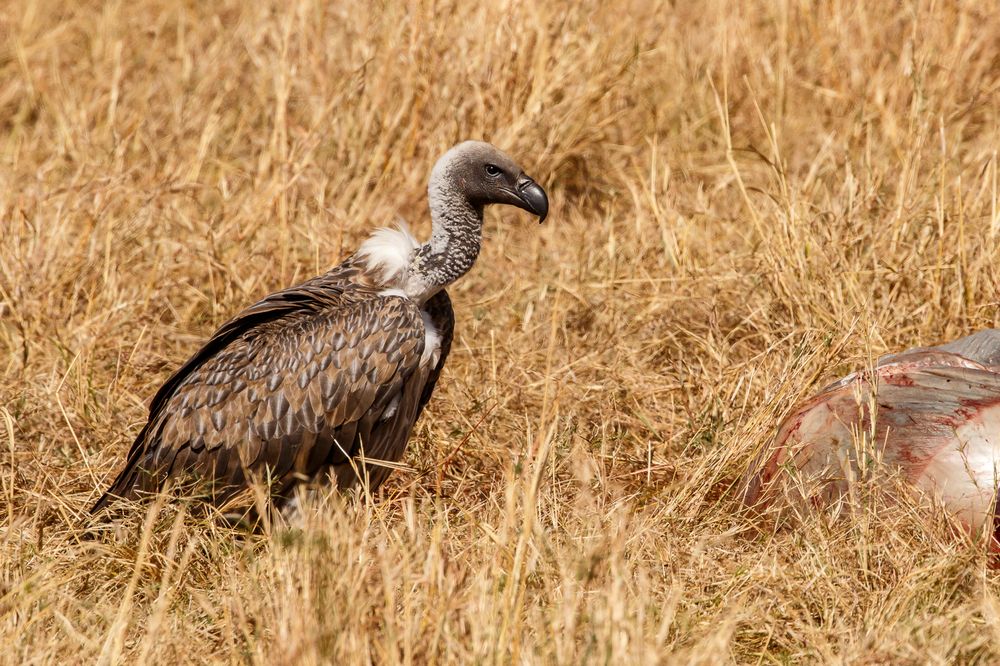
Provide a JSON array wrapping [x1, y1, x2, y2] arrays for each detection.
[[2, 0, 1000, 662]]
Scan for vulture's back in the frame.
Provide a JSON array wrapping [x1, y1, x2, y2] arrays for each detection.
[[92, 262, 454, 514]]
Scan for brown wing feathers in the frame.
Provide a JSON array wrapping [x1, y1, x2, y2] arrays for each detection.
[[91, 266, 439, 514], [334, 290, 455, 493]]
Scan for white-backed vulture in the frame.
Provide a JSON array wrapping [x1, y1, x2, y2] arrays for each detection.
[[92, 141, 548, 515]]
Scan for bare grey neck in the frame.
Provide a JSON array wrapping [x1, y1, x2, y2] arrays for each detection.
[[408, 170, 484, 294]]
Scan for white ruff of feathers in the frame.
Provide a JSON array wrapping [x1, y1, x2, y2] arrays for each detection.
[[356, 223, 420, 284], [357, 143, 487, 304]]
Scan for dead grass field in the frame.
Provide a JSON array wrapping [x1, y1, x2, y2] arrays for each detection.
[[3, 0, 1000, 662]]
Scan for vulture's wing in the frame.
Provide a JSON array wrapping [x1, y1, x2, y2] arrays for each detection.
[[91, 266, 431, 513], [326, 288, 456, 492], [746, 358, 1000, 533]]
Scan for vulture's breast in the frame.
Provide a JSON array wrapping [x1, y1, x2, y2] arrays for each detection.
[[419, 309, 442, 367]]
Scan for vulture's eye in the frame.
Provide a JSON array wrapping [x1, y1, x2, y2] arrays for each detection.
[[484, 164, 502, 178]]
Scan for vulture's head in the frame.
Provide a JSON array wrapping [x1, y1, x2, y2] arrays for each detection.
[[429, 141, 549, 223]]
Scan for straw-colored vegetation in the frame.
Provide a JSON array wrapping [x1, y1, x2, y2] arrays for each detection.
[[3, 0, 1000, 662]]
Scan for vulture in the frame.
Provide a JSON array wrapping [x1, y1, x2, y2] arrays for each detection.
[[743, 329, 1000, 548], [92, 141, 548, 516]]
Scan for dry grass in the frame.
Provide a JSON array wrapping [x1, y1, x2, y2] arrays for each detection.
[[3, 0, 1000, 662]]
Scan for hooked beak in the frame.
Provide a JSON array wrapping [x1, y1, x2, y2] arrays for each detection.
[[514, 175, 549, 223]]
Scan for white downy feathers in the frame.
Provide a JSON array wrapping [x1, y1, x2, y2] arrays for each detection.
[[357, 223, 419, 283]]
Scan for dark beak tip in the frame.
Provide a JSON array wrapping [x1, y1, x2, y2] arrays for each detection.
[[517, 180, 549, 224]]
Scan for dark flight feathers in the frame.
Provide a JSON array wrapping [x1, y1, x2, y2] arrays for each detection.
[[92, 260, 454, 513]]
